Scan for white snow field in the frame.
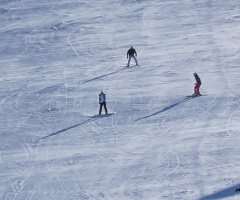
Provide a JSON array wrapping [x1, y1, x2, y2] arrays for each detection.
[[1, 0, 240, 199]]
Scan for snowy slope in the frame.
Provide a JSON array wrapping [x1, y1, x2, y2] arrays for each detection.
[[1, 0, 240, 199]]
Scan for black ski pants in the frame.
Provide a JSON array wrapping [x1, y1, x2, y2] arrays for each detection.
[[99, 102, 108, 115]]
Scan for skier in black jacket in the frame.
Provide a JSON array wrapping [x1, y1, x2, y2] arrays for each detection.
[[127, 46, 138, 67]]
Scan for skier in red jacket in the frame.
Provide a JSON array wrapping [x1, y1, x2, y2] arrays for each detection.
[[193, 73, 201, 96]]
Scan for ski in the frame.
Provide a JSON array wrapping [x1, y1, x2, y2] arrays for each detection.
[[186, 94, 207, 97], [125, 64, 140, 68], [91, 113, 115, 118], [99, 113, 115, 116]]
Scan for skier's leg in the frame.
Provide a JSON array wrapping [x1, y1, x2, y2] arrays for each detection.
[[195, 84, 199, 94], [196, 84, 199, 94], [99, 103, 103, 115], [127, 56, 132, 67], [103, 102, 108, 114], [133, 56, 138, 65], [196, 83, 201, 94]]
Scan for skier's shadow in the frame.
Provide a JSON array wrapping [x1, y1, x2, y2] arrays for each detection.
[[199, 183, 240, 200], [40, 117, 99, 140], [82, 67, 127, 85], [135, 97, 194, 122]]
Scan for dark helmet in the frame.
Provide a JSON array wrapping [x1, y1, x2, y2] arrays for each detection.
[[193, 73, 197, 76]]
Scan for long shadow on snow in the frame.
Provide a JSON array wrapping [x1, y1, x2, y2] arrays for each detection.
[[40, 115, 105, 140], [82, 67, 127, 85], [135, 96, 195, 122], [199, 183, 240, 200]]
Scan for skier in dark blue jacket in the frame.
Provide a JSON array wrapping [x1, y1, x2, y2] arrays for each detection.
[[99, 91, 108, 115]]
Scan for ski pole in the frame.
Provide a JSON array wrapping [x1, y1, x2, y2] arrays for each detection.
[[200, 87, 207, 94]]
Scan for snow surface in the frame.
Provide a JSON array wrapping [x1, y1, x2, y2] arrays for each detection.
[[1, 0, 240, 199]]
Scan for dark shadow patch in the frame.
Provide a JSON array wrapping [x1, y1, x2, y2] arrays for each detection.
[[135, 97, 195, 122], [39, 114, 114, 140], [40, 118, 99, 140], [199, 183, 240, 200], [82, 67, 127, 85]]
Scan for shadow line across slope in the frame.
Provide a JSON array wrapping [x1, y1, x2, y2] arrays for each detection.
[[199, 183, 240, 200], [135, 96, 196, 122]]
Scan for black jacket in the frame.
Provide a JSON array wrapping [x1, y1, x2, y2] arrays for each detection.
[[127, 48, 136, 56], [195, 75, 201, 84]]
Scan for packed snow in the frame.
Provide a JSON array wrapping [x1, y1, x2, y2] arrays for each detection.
[[1, 0, 240, 199]]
